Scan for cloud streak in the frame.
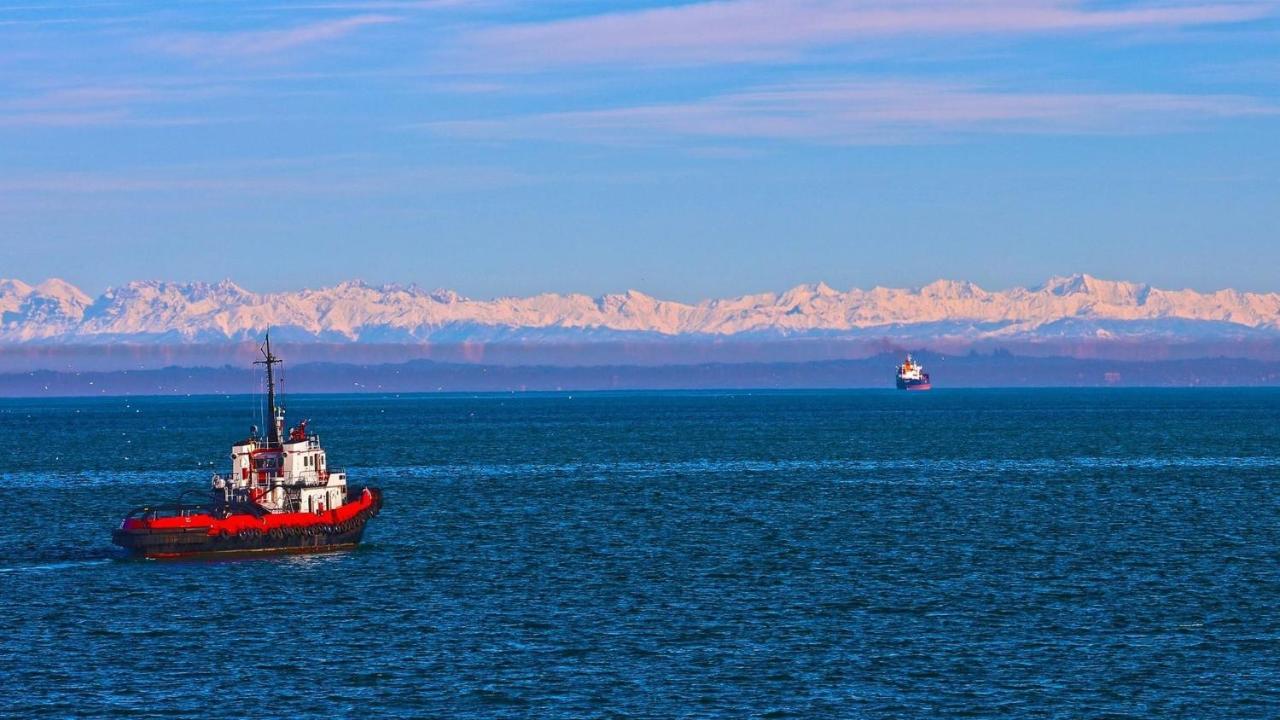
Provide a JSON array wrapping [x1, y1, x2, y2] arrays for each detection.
[[0, 83, 239, 128], [150, 14, 400, 60], [430, 80, 1278, 144], [465, 0, 1276, 67], [0, 164, 533, 194]]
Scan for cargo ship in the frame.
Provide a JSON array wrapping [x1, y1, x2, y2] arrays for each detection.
[[112, 334, 382, 559], [896, 354, 931, 391]]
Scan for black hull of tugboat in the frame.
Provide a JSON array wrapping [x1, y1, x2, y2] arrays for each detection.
[[113, 522, 367, 559], [113, 489, 383, 560]]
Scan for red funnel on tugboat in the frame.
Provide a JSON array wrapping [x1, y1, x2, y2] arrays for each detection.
[[112, 334, 383, 559]]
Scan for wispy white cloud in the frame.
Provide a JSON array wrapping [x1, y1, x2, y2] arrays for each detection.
[[267, 1, 490, 8], [0, 110, 129, 127], [0, 163, 533, 194], [463, 0, 1276, 67], [0, 111, 234, 128], [7, 86, 156, 109], [429, 80, 1278, 144], [0, 83, 239, 128], [149, 14, 400, 61]]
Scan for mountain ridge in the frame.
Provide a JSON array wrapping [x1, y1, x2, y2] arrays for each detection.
[[3, 274, 1280, 344]]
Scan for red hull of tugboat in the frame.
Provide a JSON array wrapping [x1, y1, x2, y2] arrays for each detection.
[[113, 488, 383, 559]]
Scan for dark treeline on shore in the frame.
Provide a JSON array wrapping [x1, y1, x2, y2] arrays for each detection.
[[3, 352, 1280, 397]]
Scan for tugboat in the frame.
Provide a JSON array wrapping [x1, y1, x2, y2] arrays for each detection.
[[895, 354, 932, 391], [112, 334, 382, 559]]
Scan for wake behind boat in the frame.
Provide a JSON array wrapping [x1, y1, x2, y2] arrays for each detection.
[[112, 334, 382, 559]]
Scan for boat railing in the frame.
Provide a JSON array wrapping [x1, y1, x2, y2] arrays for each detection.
[[276, 473, 340, 488], [124, 502, 215, 520]]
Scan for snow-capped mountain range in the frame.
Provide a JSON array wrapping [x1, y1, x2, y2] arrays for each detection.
[[3, 275, 1280, 345]]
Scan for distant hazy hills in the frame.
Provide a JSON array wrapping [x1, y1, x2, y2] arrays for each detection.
[[6, 353, 1280, 397], [3, 274, 1280, 345]]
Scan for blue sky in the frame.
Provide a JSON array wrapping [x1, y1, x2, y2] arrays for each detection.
[[1, 0, 1278, 300]]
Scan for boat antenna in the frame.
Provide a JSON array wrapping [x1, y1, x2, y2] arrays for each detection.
[[254, 331, 283, 446]]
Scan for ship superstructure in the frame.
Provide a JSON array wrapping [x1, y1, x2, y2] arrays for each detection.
[[112, 334, 382, 559], [895, 354, 932, 391]]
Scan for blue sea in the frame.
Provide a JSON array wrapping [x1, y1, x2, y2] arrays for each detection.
[[2, 389, 1279, 718]]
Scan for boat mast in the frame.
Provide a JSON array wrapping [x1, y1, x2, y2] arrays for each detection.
[[255, 332, 284, 447]]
